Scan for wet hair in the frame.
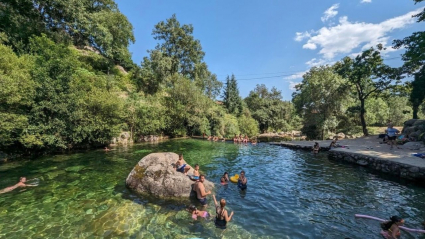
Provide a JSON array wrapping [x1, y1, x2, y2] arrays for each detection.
[[220, 198, 226, 208], [381, 216, 403, 230], [189, 205, 197, 212], [223, 172, 228, 176], [20, 177, 26, 182], [200, 174, 205, 179], [240, 170, 245, 175]]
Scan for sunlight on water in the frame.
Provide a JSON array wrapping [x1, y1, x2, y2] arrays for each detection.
[[0, 139, 424, 238]]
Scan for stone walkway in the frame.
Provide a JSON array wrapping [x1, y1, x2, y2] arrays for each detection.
[[270, 136, 425, 183]]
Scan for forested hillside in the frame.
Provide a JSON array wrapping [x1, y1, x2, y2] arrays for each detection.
[[0, 0, 424, 155]]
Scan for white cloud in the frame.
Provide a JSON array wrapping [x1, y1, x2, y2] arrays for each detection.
[[305, 58, 335, 67], [283, 71, 306, 80], [296, 8, 421, 59], [294, 31, 311, 42], [321, 4, 340, 22], [289, 81, 301, 91], [361, 0, 371, 3]]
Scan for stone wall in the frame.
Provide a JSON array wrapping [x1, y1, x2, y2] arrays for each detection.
[[402, 119, 425, 141], [328, 151, 425, 184]]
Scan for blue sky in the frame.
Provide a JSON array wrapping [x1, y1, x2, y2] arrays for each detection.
[[115, 0, 425, 101]]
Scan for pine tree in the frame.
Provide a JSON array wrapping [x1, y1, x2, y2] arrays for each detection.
[[222, 74, 242, 115]]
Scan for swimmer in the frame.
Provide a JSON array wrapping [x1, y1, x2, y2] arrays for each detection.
[[212, 195, 234, 229], [237, 170, 247, 190], [220, 172, 229, 184], [312, 142, 320, 154], [193, 175, 211, 206], [380, 215, 404, 239], [174, 154, 191, 175], [188, 205, 210, 220], [104, 147, 111, 151], [0, 177, 37, 194]]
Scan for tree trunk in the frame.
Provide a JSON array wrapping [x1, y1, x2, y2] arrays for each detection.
[[412, 104, 419, 119], [360, 99, 368, 136]]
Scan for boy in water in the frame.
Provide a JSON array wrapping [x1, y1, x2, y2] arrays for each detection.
[[0, 177, 37, 194]]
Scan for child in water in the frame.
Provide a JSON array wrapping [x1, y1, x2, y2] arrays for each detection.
[[188, 205, 209, 220], [220, 172, 229, 184], [380, 215, 404, 239]]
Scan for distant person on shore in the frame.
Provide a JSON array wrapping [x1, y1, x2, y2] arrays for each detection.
[[380, 215, 404, 239], [386, 124, 400, 150], [212, 195, 234, 229], [194, 175, 211, 206], [174, 154, 191, 175], [237, 170, 247, 190], [220, 172, 229, 184], [188, 205, 210, 220], [313, 142, 320, 154], [0, 177, 37, 194]]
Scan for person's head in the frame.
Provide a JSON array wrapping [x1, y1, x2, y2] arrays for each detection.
[[220, 198, 226, 208], [20, 177, 26, 183], [195, 164, 199, 170], [189, 205, 197, 213], [199, 174, 205, 182], [240, 170, 245, 177], [223, 172, 228, 177], [314, 142, 319, 146], [390, 216, 404, 225], [178, 154, 183, 160]]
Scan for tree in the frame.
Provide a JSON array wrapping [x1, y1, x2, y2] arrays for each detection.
[[292, 66, 347, 139], [393, 0, 425, 118], [246, 84, 294, 133], [222, 74, 243, 115], [335, 46, 401, 136], [410, 68, 425, 119]]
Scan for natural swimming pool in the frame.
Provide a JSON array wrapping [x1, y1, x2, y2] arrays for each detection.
[[0, 139, 424, 238]]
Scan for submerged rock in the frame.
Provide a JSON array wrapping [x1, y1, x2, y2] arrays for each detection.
[[126, 152, 214, 198]]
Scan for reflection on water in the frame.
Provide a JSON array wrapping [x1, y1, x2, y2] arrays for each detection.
[[0, 139, 424, 238]]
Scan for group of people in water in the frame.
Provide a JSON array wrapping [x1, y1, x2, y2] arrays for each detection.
[[204, 134, 257, 145], [174, 153, 246, 230]]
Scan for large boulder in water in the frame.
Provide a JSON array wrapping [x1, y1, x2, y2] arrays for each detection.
[[125, 152, 214, 198]]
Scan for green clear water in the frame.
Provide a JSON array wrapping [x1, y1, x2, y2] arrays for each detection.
[[1, 139, 425, 239]]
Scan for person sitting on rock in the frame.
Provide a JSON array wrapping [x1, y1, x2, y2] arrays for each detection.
[[189, 164, 200, 181], [194, 175, 211, 206], [312, 142, 320, 154], [0, 177, 37, 194], [188, 205, 210, 220], [174, 154, 191, 175]]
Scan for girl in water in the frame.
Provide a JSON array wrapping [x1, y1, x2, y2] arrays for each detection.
[[212, 195, 234, 229], [380, 215, 404, 239], [188, 205, 209, 220], [220, 172, 229, 184]]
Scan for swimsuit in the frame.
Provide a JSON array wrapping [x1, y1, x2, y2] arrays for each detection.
[[191, 176, 199, 180], [238, 178, 247, 190], [198, 197, 207, 205], [176, 164, 186, 173], [215, 207, 227, 229]]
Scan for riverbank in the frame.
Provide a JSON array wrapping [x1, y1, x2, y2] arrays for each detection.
[[270, 136, 425, 184]]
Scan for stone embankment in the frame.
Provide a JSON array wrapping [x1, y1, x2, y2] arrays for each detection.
[[271, 137, 425, 185]]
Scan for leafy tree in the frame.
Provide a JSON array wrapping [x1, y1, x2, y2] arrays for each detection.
[[292, 66, 347, 139], [393, 0, 425, 118], [409, 69, 425, 118], [222, 74, 243, 115], [334, 46, 401, 136], [246, 84, 294, 133], [0, 44, 35, 149]]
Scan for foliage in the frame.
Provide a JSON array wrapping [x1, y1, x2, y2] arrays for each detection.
[[222, 74, 243, 115], [334, 46, 401, 136]]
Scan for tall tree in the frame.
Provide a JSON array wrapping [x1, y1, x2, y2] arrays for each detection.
[[393, 0, 425, 118], [335, 46, 401, 136], [292, 66, 347, 139], [222, 74, 242, 115]]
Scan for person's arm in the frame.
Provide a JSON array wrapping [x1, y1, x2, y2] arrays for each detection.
[[390, 225, 398, 238], [199, 184, 211, 197], [224, 210, 234, 222], [212, 195, 218, 207]]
